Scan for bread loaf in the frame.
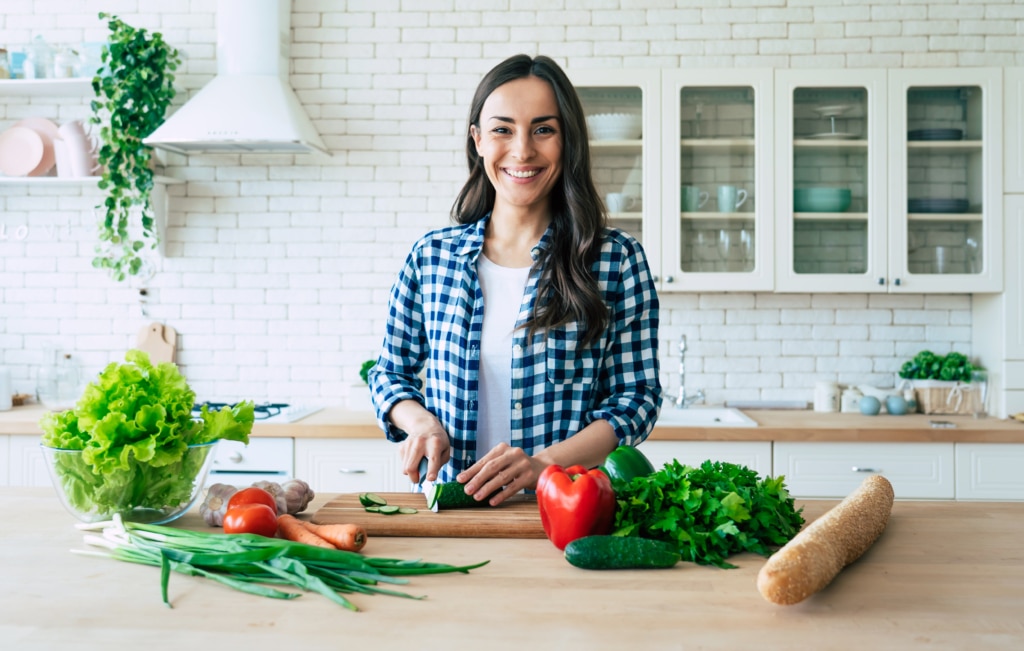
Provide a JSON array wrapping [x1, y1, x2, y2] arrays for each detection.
[[757, 474, 894, 605]]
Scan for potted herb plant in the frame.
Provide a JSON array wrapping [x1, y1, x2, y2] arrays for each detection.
[[897, 350, 975, 414], [90, 12, 181, 282]]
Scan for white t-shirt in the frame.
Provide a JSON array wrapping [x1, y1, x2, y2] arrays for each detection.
[[475, 254, 531, 457]]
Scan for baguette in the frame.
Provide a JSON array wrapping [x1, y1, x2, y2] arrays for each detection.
[[757, 474, 894, 605]]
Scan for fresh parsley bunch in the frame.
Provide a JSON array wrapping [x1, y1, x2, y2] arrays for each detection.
[[611, 459, 805, 568]]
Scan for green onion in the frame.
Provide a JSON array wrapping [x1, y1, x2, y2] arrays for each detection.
[[74, 515, 489, 611]]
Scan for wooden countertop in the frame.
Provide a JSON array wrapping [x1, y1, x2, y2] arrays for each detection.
[[3, 487, 1023, 649], [3, 403, 1022, 442]]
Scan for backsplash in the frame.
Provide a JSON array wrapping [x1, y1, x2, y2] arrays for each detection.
[[1, 0, 1006, 408]]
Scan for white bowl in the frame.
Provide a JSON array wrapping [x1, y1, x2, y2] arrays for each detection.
[[586, 113, 642, 141]]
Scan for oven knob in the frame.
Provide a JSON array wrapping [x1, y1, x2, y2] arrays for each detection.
[[229, 452, 244, 463]]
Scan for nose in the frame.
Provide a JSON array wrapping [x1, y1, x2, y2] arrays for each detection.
[[511, 130, 535, 160]]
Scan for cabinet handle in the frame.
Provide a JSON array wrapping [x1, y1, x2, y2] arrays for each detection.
[[338, 468, 367, 474], [877, 277, 885, 285], [894, 278, 902, 286], [852, 466, 878, 473], [665, 276, 675, 283], [652, 275, 659, 282], [228, 452, 243, 463]]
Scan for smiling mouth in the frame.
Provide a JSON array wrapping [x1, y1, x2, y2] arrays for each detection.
[[504, 168, 540, 179]]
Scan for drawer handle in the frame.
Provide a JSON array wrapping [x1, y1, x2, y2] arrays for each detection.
[[338, 469, 367, 474], [852, 466, 878, 473], [229, 452, 244, 463]]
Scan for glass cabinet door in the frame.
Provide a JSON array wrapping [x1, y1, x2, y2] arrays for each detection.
[[571, 70, 661, 282], [888, 69, 1002, 293], [775, 70, 888, 293], [662, 70, 773, 291]]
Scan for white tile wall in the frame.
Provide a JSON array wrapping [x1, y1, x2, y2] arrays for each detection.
[[2, 0, 1016, 407]]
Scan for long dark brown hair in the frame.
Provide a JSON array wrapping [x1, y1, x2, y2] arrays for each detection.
[[451, 54, 608, 348]]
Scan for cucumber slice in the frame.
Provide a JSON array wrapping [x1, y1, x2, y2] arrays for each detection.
[[564, 535, 681, 570], [398, 506, 419, 514], [378, 505, 401, 515], [364, 505, 381, 513], [359, 493, 388, 507]]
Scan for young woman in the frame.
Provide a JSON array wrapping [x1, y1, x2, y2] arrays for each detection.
[[369, 54, 662, 506]]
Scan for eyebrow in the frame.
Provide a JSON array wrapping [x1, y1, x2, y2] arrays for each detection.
[[487, 115, 560, 125]]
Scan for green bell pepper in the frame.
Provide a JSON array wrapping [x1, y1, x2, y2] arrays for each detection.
[[600, 445, 655, 483]]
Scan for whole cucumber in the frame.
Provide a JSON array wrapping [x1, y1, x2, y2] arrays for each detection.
[[564, 535, 682, 570]]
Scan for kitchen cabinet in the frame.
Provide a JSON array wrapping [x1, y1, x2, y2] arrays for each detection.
[[660, 69, 775, 291], [294, 438, 404, 494], [955, 443, 1024, 501], [1004, 68, 1024, 192], [773, 441, 955, 499], [0, 435, 8, 486], [8, 434, 50, 488], [570, 69, 663, 284], [638, 440, 772, 477]]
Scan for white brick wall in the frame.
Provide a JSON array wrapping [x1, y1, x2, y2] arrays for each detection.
[[2, 0, 1015, 408]]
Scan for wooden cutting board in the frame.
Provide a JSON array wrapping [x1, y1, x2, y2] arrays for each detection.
[[311, 492, 547, 539], [136, 322, 177, 364]]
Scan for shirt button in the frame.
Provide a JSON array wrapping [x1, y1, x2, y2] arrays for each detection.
[[513, 344, 522, 354], [514, 402, 522, 410]]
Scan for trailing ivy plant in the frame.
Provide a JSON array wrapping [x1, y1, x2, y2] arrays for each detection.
[[90, 12, 180, 281]]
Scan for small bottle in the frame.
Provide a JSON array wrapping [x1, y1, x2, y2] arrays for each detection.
[[903, 386, 918, 413]]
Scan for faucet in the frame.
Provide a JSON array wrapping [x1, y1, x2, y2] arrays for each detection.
[[675, 334, 705, 408]]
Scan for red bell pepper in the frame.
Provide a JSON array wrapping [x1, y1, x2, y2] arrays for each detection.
[[536, 464, 616, 550]]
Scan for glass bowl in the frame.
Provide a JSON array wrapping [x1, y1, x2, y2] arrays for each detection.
[[41, 441, 217, 524]]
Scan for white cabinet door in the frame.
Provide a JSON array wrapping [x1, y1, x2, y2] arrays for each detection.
[[9, 435, 50, 487], [294, 439, 403, 494], [773, 441, 955, 499], [638, 440, 772, 477], [660, 69, 775, 292], [955, 443, 1024, 501]]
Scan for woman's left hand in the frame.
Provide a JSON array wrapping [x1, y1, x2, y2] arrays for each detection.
[[456, 442, 547, 507]]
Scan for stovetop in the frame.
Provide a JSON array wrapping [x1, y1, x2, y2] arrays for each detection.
[[192, 402, 323, 424]]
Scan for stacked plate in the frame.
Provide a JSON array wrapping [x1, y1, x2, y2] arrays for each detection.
[[586, 113, 642, 141], [907, 128, 963, 141], [908, 198, 969, 214], [0, 117, 59, 177]]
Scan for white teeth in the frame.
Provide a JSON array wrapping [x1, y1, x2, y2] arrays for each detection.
[[505, 169, 539, 178]]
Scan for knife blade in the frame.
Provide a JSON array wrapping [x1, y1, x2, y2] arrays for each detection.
[[415, 457, 440, 513]]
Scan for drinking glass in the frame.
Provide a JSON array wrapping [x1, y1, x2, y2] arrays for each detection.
[[970, 369, 988, 419]]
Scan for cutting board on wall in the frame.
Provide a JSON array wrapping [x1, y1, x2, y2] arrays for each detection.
[[136, 322, 177, 364], [312, 493, 546, 539]]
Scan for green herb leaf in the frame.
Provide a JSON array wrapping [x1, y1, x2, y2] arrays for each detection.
[[611, 460, 805, 568]]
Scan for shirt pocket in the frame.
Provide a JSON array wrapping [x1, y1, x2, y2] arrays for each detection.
[[545, 322, 598, 385]]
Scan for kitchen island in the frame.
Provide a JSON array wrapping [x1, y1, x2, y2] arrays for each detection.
[[3, 487, 1023, 650]]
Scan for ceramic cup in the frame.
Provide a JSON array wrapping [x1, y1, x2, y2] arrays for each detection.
[[718, 185, 748, 213], [605, 192, 636, 213], [58, 119, 100, 178], [681, 186, 709, 212]]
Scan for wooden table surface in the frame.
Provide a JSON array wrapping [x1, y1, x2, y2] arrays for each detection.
[[3, 487, 1024, 650]]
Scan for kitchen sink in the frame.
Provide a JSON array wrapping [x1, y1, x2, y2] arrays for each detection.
[[655, 407, 758, 427]]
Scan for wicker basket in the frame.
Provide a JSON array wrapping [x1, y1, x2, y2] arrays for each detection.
[[912, 380, 979, 415]]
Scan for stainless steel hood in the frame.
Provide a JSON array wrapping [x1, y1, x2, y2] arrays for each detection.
[[144, 0, 328, 156]]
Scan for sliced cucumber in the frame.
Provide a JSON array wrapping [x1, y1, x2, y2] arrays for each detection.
[[425, 481, 492, 510], [564, 535, 681, 570], [364, 505, 381, 513], [377, 505, 401, 515], [359, 492, 388, 507], [398, 506, 419, 514]]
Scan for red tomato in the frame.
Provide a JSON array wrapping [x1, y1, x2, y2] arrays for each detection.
[[223, 503, 278, 537], [227, 486, 278, 515]]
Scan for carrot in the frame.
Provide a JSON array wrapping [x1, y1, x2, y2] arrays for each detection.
[[299, 521, 368, 553], [277, 514, 336, 549]]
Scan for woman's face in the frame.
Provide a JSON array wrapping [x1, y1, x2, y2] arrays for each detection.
[[471, 76, 563, 216]]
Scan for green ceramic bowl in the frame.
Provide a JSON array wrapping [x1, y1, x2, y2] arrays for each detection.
[[794, 187, 852, 213]]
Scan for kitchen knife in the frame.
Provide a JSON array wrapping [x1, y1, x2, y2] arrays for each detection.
[[415, 457, 440, 513]]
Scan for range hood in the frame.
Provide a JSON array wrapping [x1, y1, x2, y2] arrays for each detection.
[[144, 0, 328, 155]]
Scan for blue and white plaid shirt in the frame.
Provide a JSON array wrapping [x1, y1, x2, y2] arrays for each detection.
[[369, 215, 662, 484]]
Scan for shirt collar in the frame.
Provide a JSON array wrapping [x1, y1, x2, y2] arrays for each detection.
[[454, 212, 554, 263]]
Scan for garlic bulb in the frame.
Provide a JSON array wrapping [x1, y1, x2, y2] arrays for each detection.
[[199, 483, 238, 526]]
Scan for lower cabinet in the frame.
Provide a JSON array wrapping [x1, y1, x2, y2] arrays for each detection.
[[0, 435, 8, 486], [773, 442, 955, 499], [638, 440, 773, 477], [294, 438, 403, 494], [955, 443, 1024, 501], [9, 435, 49, 488]]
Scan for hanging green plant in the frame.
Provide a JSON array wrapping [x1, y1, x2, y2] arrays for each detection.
[[90, 12, 181, 281]]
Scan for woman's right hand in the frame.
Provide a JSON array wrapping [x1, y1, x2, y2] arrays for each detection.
[[389, 400, 451, 484]]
